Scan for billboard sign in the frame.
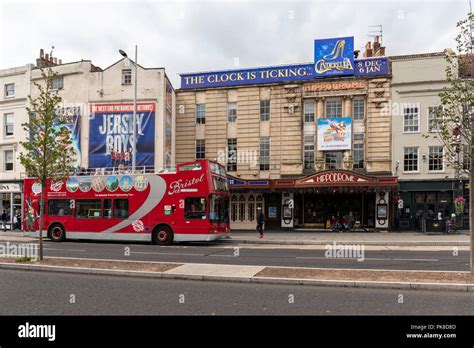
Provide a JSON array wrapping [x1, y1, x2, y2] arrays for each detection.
[[55, 106, 81, 168], [88, 103, 155, 168], [314, 37, 354, 77], [317, 117, 352, 150]]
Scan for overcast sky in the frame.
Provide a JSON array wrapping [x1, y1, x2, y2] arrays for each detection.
[[0, 0, 470, 87]]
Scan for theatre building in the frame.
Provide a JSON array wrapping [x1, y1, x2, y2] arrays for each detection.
[[176, 36, 397, 230]]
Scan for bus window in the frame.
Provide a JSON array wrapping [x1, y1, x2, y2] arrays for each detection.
[[114, 199, 129, 219], [104, 199, 112, 219], [184, 197, 206, 220], [209, 194, 229, 223], [48, 199, 72, 216], [76, 200, 102, 219]]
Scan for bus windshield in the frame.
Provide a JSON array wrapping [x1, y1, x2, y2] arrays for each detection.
[[209, 194, 229, 223]]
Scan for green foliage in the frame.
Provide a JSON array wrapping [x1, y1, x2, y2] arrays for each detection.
[[15, 256, 32, 263], [433, 12, 474, 175], [19, 68, 76, 183]]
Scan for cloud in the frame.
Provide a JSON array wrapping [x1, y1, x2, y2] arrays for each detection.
[[0, 0, 469, 87]]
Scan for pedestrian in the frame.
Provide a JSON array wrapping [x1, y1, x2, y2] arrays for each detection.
[[26, 206, 36, 232], [14, 209, 21, 230], [256, 206, 265, 239], [1, 209, 8, 231]]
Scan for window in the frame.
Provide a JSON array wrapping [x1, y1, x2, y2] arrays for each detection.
[[76, 200, 102, 219], [52, 76, 64, 90], [403, 107, 419, 132], [4, 150, 13, 172], [228, 102, 237, 122], [238, 195, 246, 221], [122, 69, 132, 84], [4, 83, 14, 97], [463, 144, 471, 171], [114, 199, 129, 219], [4, 114, 13, 137], [184, 197, 206, 219], [227, 138, 237, 171], [195, 139, 205, 159], [48, 199, 72, 216], [428, 106, 442, 132], [353, 133, 364, 169], [353, 99, 365, 121], [325, 151, 343, 170], [260, 100, 270, 121], [196, 104, 205, 124], [303, 135, 315, 170], [429, 146, 443, 171], [259, 137, 270, 171], [304, 101, 315, 123], [230, 195, 238, 221], [104, 199, 112, 219], [209, 194, 229, 223], [325, 100, 343, 118], [404, 147, 419, 172]]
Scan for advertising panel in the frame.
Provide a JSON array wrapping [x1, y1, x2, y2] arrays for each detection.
[[317, 117, 352, 150], [88, 103, 155, 168], [55, 106, 81, 168], [314, 37, 354, 77]]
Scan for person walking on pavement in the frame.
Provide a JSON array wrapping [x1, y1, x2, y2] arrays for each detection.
[[256, 206, 265, 239], [1, 209, 8, 231]]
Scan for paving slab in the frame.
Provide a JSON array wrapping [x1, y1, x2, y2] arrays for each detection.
[[165, 263, 265, 277]]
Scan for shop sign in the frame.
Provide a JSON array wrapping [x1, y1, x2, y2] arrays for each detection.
[[228, 178, 245, 186], [0, 183, 21, 192], [303, 172, 369, 184], [304, 80, 366, 93], [317, 117, 352, 150]]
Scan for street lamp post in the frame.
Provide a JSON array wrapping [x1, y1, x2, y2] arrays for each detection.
[[119, 45, 138, 172]]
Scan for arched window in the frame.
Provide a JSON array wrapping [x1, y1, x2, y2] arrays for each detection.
[[239, 195, 246, 221], [248, 194, 255, 221], [230, 194, 238, 222], [256, 194, 264, 212]]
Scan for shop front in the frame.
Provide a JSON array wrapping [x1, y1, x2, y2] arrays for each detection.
[[0, 182, 22, 231], [395, 180, 469, 231]]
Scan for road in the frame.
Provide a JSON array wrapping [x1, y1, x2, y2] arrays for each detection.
[[1, 268, 473, 315], [5, 239, 470, 271]]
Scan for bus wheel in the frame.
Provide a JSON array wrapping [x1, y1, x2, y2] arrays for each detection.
[[152, 226, 174, 245], [49, 224, 66, 242]]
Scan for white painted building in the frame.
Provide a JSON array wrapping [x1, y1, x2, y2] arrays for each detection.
[[0, 64, 33, 228], [390, 51, 468, 230]]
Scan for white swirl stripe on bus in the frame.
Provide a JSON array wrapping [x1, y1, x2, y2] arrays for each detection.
[[100, 175, 167, 234]]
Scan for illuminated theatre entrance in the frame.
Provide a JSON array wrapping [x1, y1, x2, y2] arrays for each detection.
[[274, 170, 398, 230]]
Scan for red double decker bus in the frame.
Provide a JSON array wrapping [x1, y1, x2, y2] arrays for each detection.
[[23, 160, 230, 244]]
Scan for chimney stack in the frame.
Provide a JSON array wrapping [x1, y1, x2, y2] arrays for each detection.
[[363, 36, 386, 58], [36, 48, 63, 68]]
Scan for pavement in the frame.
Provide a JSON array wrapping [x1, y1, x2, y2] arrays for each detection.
[[1, 267, 474, 315], [227, 230, 471, 246], [0, 229, 470, 246]]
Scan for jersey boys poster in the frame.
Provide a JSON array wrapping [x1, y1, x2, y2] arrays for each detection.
[[88, 103, 155, 168]]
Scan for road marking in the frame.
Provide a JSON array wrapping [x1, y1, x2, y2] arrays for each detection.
[[44, 248, 86, 252], [132, 251, 205, 256], [296, 256, 439, 262]]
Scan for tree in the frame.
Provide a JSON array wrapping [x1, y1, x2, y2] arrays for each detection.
[[19, 68, 76, 261], [432, 12, 474, 274]]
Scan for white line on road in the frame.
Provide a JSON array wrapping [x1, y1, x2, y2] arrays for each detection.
[[296, 256, 439, 262], [132, 251, 206, 256], [44, 248, 86, 252]]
